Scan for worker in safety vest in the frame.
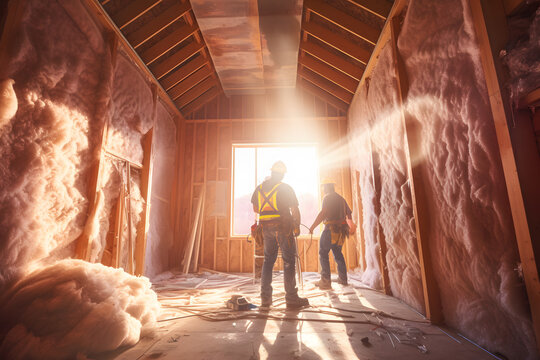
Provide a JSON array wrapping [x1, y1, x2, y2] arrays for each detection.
[[309, 179, 355, 289], [251, 161, 309, 310]]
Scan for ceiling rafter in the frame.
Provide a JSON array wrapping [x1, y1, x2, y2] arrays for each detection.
[[127, 2, 191, 49], [111, 0, 162, 29], [180, 86, 221, 115], [344, 0, 393, 20], [168, 65, 212, 100], [301, 40, 364, 80], [299, 78, 349, 112], [141, 21, 198, 65], [299, 66, 354, 104], [299, 52, 358, 93], [305, 0, 380, 45], [160, 55, 208, 91], [303, 21, 371, 64], [175, 76, 217, 108], [151, 41, 205, 79]]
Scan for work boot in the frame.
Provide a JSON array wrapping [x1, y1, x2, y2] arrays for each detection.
[[260, 299, 272, 311], [337, 277, 348, 286], [286, 296, 310, 309], [315, 278, 332, 290]]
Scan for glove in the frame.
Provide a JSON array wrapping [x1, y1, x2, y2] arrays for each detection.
[[293, 226, 300, 237]]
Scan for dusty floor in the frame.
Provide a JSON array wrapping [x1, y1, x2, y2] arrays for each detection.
[[103, 271, 499, 360]]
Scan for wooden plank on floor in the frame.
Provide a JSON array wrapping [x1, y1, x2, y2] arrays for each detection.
[[127, 1, 191, 49]]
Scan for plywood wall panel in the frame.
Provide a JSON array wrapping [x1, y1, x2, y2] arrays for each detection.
[[229, 240, 242, 272]]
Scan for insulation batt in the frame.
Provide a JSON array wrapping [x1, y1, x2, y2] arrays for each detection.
[[348, 0, 536, 358], [0, 260, 159, 360], [0, 0, 163, 357]]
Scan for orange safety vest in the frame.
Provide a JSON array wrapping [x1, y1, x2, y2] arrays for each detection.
[[257, 183, 281, 221]]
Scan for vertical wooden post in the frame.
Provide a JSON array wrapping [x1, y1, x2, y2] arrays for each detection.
[[354, 170, 366, 271], [112, 185, 125, 268], [390, 16, 443, 323], [468, 0, 540, 350], [369, 139, 392, 296]]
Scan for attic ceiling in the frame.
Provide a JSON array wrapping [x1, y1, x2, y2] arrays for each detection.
[[97, 0, 393, 115]]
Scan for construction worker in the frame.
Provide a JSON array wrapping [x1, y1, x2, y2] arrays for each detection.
[[251, 161, 309, 310], [309, 179, 353, 289]]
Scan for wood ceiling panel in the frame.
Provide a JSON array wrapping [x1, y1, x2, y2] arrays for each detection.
[[301, 40, 364, 80], [151, 41, 205, 79], [299, 66, 354, 103], [140, 21, 198, 64], [299, 52, 358, 93], [175, 76, 217, 108], [168, 65, 212, 100], [111, 0, 162, 29], [160, 55, 208, 91]]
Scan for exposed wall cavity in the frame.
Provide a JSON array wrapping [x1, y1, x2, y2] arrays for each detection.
[[348, 0, 536, 358], [0, 0, 168, 357]]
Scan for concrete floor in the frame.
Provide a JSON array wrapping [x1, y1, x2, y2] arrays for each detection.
[[105, 272, 498, 360]]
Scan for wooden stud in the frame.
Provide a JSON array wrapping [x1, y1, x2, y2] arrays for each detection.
[[151, 41, 205, 79], [305, 0, 380, 45], [390, 16, 443, 323], [468, 0, 540, 348], [111, 0, 162, 29], [354, 170, 366, 270], [168, 65, 212, 100], [299, 67, 354, 104], [344, 0, 393, 20], [303, 21, 372, 64], [134, 127, 155, 276], [175, 76, 216, 108], [160, 55, 207, 91], [300, 52, 358, 93], [127, 1, 191, 49], [141, 22, 198, 65]]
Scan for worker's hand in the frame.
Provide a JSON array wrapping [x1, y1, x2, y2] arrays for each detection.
[[308, 226, 314, 234]]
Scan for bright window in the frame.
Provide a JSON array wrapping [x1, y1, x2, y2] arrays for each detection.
[[232, 144, 320, 236]]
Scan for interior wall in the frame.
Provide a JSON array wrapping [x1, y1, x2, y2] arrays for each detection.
[[0, 0, 176, 356], [348, 0, 536, 358], [172, 92, 359, 274]]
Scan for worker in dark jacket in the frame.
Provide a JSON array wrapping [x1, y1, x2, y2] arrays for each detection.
[[251, 161, 309, 310], [309, 179, 353, 289]]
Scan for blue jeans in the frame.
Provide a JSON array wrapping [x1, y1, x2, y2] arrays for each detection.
[[319, 227, 347, 282], [261, 223, 298, 303]]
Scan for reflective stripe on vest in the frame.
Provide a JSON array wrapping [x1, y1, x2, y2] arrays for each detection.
[[257, 183, 281, 220]]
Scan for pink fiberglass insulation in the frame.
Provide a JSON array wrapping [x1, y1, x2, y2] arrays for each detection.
[[348, 43, 424, 312], [0, 0, 160, 356], [107, 54, 155, 165], [145, 103, 177, 279], [0, 260, 159, 360], [349, 0, 536, 358], [503, 4, 540, 105]]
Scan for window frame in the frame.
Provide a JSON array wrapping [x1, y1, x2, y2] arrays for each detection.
[[230, 142, 321, 239]]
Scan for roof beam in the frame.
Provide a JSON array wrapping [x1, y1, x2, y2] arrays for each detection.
[[111, 0, 162, 29], [300, 53, 358, 93], [141, 21, 198, 65], [127, 1, 191, 49], [299, 66, 353, 104], [344, 0, 392, 20], [305, 0, 380, 45], [180, 86, 220, 115], [160, 55, 207, 91], [168, 65, 212, 100], [175, 76, 216, 108], [299, 78, 349, 112], [151, 41, 204, 79], [303, 21, 371, 64], [301, 40, 364, 80]]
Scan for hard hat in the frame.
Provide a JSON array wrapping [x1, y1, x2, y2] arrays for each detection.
[[271, 161, 287, 174], [321, 178, 335, 185]]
